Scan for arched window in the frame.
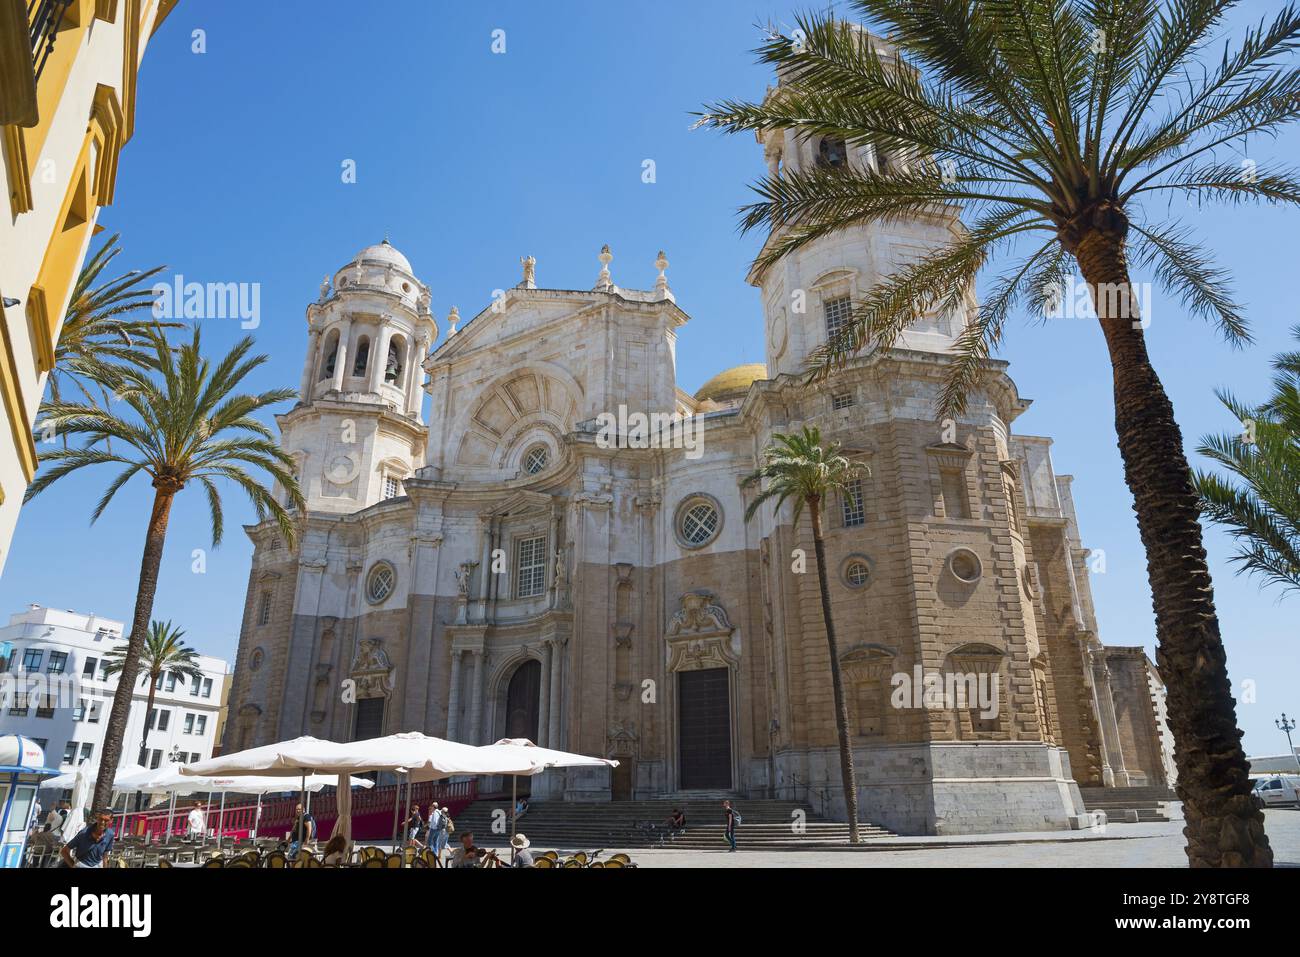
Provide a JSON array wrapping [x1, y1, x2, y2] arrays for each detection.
[[385, 336, 405, 385], [352, 336, 370, 377], [320, 330, 339, 381], [523, 444, 549, 475], [817, 136, 849, 170]]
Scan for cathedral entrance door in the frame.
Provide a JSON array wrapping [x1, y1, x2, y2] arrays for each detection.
[[678, 667, 732, 790], [505, 660, 542, 795]]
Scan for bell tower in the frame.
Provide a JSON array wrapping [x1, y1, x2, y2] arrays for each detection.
[[278, 240, 438, 513], [747, 28, 972, 378]]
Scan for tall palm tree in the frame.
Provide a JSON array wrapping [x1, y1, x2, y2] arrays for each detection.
[[26, 328, 304, 809], [698, 0, 1297, 868], [1195, 327, 1300, 594], [47, 233, 178, 407], [101, 620, 203, 767], [743, 426, 867, 843]]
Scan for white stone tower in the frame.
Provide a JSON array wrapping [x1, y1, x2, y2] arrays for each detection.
[[748, 30, 973, 377], [278, 240, 438, 513]]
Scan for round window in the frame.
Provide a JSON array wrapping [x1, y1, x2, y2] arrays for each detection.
[[523, 445, 549, 475], [844, 558, 871, 588], [949, 549, 982, 583], [677, 496, 722, 548], [366, 562, 396, 604]]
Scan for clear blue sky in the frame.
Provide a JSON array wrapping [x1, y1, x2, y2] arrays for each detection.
[[3, 0, 1297, 757]]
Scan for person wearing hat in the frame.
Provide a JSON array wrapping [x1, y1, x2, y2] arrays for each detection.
[[510, 833, 533, 868]]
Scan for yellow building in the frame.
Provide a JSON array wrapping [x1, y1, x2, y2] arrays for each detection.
[[0, 0, 177, 572]]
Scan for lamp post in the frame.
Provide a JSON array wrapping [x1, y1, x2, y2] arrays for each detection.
[[1277, 714, 1300, 771]]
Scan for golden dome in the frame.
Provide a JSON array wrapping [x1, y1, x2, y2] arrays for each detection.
[[694, 363, 768, 403]]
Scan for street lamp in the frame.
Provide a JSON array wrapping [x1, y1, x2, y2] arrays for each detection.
[[1277, 714, 1300, 771]]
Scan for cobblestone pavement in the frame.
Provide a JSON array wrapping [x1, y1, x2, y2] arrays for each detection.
[[604, 809, 1300, 868]]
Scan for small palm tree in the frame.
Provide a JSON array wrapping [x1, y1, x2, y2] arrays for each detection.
[[1195, 328, 1300, 594], [48, 234, 178, 407], [102, 620, 203, 767], [743, 426, 867, 843], [699, 0, 1295, 868], [26, 328, 304, 809]]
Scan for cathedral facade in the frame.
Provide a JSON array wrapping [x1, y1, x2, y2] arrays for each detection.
[[222, 70, 1174, 836]]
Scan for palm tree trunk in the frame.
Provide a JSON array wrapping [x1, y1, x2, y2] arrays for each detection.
[[809, 502, 862, 844], [1075, 225, 1271, 868], [92, 486, 176, 811], [139, 679, 158, 768]]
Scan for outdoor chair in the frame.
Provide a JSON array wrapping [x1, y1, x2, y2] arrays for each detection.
[[384, 853, 404, 868], [158, 858, 173, 868], [419, 848, 439, 868], [357, 846, 384, 863], [202, 857, 224, 868], [264, 851, 288, 868], [403, 846, 418, 866], [361, 856, 385, 868], [301, 854, 323, 868], [603, 859, 625, 868], [533, 857, 554, 868], [608, 853, 631, 865], [571, 851, 588, 866], [226, 859, 251, 868], [589, 861, 605, 868]]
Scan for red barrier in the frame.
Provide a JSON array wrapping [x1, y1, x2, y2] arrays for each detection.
[[117, 779, 478, 842]]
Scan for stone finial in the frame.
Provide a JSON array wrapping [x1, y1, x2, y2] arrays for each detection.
[[520, 255, 537, 289], [595, 244, 614, 291], [447, 305, 460, 337], [319, 275, 332, 302], [655, 250, 673, 300]]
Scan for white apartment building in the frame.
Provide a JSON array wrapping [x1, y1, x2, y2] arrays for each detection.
[[0, 605, 229, 779]]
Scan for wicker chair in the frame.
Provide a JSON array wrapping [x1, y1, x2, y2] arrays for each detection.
[[603, 859, 626, 868], [533, 857, 555, 868], [607, 853, 631, 865], [201, 857, 224, 869], [263, 851, 288, 868], [384, 853, 404, 868], [419, 848, 439, 869], [158, 858, 174, 868], [357, 846, 385, 864], [361, 856, 385, 868]]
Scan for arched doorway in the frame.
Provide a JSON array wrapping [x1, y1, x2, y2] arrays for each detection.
[[504, 660, 542, 797]]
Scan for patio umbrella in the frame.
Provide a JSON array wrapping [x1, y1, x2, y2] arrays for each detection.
[[480, 738, 619, 857]]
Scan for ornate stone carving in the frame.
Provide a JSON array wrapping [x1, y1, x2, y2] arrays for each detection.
[[666, 591, 738, 673], [455, 561, 478, 597], [349, 638, 395, 699], [667, 590, 733, 637]]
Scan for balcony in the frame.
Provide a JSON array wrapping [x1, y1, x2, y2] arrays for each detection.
[[0, 0, 73, 127]]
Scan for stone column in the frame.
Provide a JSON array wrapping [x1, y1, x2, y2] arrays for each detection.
[[1092, 652, 1131, 787], [537, 640, 553, 748], [446, 650, 463, 742], [299, 327, 320, 401], [547, 637, 564, 749], [468, 649, 486, 745], [370, 328, 391, 393], [331, 323, 351, 393], [406, 336, 424, 417], [476, 516, 493, 623]]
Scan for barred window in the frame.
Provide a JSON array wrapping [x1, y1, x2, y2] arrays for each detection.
[[842, 479, 865, 527], [258, 591, 272, 626], [832, 392, 854, 410], [514, 535, 548, 599], [824, 296, 853, 342], [523, 445, 549, 475], [383, 476, 402, 500], [366, 562, 396, 604]]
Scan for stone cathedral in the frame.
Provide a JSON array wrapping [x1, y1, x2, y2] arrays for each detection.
[[222, 54, 1176, 837]]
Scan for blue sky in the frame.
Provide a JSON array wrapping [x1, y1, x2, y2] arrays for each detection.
[[3, 0, 1298, 757]]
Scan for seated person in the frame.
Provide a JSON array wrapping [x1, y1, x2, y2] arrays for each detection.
[[321, 834, 349, 866], [667, 808, 686, 833], [510, 833, 534, 867], [514, 797, 529, 818], [449, 831, 486, 868]]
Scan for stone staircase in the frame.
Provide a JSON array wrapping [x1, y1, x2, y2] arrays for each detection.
[[447, 797, 895, 851], [1079, 785, 1181, 823]]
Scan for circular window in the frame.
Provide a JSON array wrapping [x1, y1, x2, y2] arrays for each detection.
[[249, 648, 265, 672], [402, 281, 412, 293], [948, 549, 982, 583], [843, 557, 871, 588], [366, 562, 396, 604], [523, 445, 549, 475], [676, 495, 722, 549]]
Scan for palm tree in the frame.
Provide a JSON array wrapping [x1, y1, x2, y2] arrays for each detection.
[[47, 233, 178, 407], [698, 0, 1296, 868], [26, 328, 304, 809], [1195, 327, 1300, 594], [102, 620, 203, 767], [742, 426, 867, 843]]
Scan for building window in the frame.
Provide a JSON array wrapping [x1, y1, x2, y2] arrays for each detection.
[[257, 590, 273, 626], [62, 742, 77, 764], [157, 709, 170, 732], [832, 392, 854, 410], [73, 700, 86, 721], [514, 536, 548, 599], [817, 136, 849, 169], [8, 694, 29, 716], [46, 651, 67, 674], [88, 700, 102, 724], [164, 673, 176, 692], [195, 715, 207, 735], [31, 738, 47, 751], [366, 562, 396, 604], [22, 649, 43, 672], [35, 696, 54, 719], [948, 548, 983, 583], [148, 749, 161, 769], [98, 661, 110, 681], [79, 743, 94, 765], [201, 677, 212, 698], [190, 677, 201, 697], [940, 468, 970, 519], [352, 336, 370, 376], [190, 753, 200, 764], [842, 479, 865, 527], [81, 657, 97, 679], [383, 475, 402, 500], [183, 713, 195, 735], [824, 296, 853, 342], [676, 495, 723, 549], [843, 557, 871, 588], [523, 445, 548, 475]]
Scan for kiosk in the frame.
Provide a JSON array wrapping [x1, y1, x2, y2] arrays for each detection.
[[0, 735, 58, 867]]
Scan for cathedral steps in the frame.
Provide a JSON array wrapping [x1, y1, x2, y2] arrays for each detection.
[[1078, 785, 1180, 823], [446, 798, 895, 850]]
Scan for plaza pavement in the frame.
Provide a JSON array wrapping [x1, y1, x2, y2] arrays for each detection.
[[586, 809, 1300, 868]]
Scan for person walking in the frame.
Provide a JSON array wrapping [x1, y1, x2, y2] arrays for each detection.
[[428, 801, 448, 862], [186, 801, 206, 841], [722, 800, 739, 853]]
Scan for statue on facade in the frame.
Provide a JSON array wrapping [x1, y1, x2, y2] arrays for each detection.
[[319, 275, 332, 302], [520, 255, 537, 288], [455, 561, 478, 597]]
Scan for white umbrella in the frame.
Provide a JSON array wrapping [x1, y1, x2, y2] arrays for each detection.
[[480, 738, 619, 857]]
